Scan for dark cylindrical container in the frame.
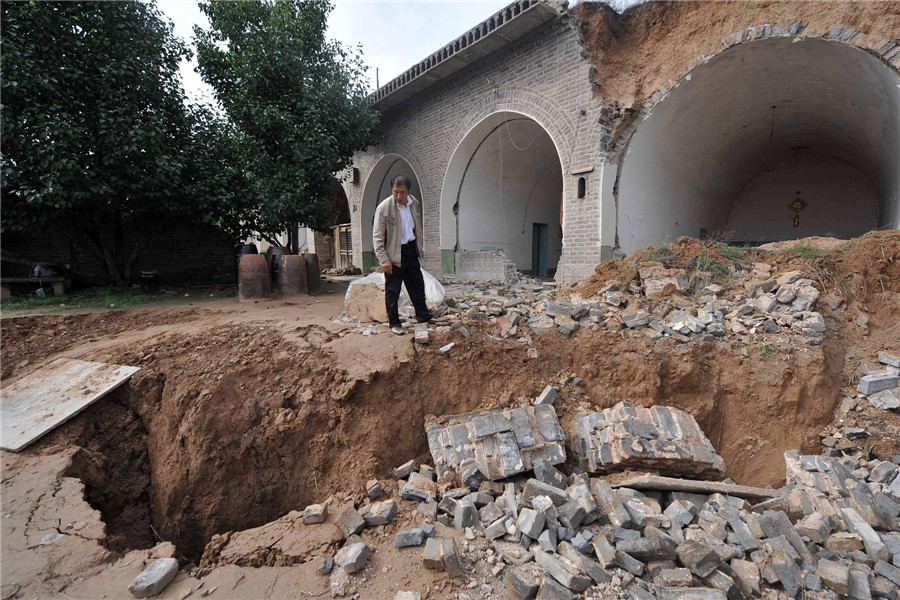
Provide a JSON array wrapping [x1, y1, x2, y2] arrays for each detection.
[[235, 243, 258, 273], [266, 246, 289, 291], [238, 254, 271, 301], [139, 270, 160, 294], [304, 253, 321, 295], [278, 254, 309, 295]]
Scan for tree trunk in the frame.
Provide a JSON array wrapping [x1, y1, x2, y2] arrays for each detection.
[[124, 241, 145, 284], [100, 238, 127, 286]]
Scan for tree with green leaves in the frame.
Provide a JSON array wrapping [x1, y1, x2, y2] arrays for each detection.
[[1, 1, 199, 285], [194, 0, 380, 245]]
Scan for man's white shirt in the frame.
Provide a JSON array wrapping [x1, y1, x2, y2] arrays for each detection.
[[397, 200, 416, 245]]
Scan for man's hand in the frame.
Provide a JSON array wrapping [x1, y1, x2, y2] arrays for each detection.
[[382, 260, 393, 275]]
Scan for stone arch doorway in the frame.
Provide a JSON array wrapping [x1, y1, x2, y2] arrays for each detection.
[[440, 111, 564, 277], [360, 154, 422, 272], [615, 36, 900, 254]]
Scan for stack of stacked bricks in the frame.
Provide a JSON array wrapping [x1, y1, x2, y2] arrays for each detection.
[[574, 401, 726, 479], [456, 251, 520, 285], [427, 405, 566, 482], [783, 450, 898, 531]]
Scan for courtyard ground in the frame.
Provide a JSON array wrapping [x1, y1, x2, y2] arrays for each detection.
[[1, 232, 898, 600]]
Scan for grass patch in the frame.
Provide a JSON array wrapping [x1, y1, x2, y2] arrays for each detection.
[[718, 243, 746, 262], [1, 284, 235, 314], [642, 246, 675, 266], [790, 240, 822, 259], [759, 343, 778, 356], [694, 250, 730, 280]]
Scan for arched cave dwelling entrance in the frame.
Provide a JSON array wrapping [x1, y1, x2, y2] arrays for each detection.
[[616, 36, 900, 254], [361, 155, 421, 272], [441, 112, 564, 277]]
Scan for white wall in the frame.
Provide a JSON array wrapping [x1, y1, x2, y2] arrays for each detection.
[[444, 113, 563, 272], [727, 155, 880, 242], [616, 37, 900, 254]]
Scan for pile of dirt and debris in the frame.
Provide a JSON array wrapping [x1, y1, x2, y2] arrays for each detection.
[[198, 389, 900, 600], [1, 233, 897, 600], [397, 237, 837, 350]]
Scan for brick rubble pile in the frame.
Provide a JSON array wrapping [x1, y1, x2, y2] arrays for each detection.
[[293, 386, 900, 600]]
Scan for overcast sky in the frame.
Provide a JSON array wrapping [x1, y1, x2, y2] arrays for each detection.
[[157, 0, 512, 102]]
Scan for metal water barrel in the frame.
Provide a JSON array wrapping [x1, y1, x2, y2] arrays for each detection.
[[238, 254, 271, 301], [234, 243, 258, 274], [304, 253, 321, 295], [278, 254, 309, 295], [266, 246, 289, 291]]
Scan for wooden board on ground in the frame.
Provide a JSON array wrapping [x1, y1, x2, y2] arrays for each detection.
[[1, 358, 140, 452], [609, 474, 780, 500]]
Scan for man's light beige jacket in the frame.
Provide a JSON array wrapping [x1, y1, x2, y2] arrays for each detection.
[[373, 195, 424, 267]]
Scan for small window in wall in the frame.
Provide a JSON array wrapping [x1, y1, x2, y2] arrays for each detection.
[[577, 177, 586, 199]]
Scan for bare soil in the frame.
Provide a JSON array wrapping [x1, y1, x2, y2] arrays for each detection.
[[575, 0, 900, 109], [2, 233, 898, 598]]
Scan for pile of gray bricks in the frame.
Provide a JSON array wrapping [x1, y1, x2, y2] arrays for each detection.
[[426, 404, 566, 484], [857, 352, 900, 410], [573, 402, 726, 480]]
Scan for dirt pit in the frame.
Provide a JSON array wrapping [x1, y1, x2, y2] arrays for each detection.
[[4, 310, 840, 565], [2, 233, 898, 580]]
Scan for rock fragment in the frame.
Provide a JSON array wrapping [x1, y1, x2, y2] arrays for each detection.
[[535, 385, 558, 406], [394, 460, 416, 479], [507, 564, 543, 599], [128, 558, 179, 598], [363, 499, 397, 526], [302, 503, 327, 524], [334, 542, 368, 574], [858, 372, 899, 395], [394, 529, 425, 548], [335, 507, 365, 539]]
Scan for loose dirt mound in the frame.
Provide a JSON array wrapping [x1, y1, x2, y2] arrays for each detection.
[[575, 0, 900, 108], [343, 282, 389, 323], [0, 307, 202, 380]]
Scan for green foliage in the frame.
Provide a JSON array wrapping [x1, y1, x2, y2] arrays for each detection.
[[642, 246, 675, 266], [694, 250, 730, 280], [194, 0, 380, 241], [791, 240, 823, 259], [863, 443, 877, 461], [759, 343, 778, 356], [1, 1, 196, 285], [718, 243, 746, 262]]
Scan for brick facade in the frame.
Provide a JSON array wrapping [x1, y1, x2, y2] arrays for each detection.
[[347, 2, 900, 285], [345, 1, 606, 285]]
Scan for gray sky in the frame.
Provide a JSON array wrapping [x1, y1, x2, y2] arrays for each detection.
[[157, 0, 511, 102]]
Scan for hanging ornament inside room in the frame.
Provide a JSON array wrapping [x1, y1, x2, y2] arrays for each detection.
[[788, 193, 807, 228]]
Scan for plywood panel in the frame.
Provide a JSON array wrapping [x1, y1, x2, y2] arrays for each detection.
[[1, 358, 140, 452]]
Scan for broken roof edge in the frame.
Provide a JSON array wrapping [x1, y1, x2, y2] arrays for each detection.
[[371, 0, 564, 112]]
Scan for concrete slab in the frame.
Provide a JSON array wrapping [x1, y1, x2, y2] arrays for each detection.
[[1, 358, 140, 452], [609, 475, 779, 500]]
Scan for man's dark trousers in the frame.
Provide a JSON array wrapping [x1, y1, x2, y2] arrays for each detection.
[[385, 241, 431, 327]]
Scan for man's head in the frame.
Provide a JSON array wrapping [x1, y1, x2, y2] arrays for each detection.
[[391, 175, 412, 205]]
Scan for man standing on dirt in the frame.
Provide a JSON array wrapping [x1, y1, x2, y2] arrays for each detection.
[[373, 175, 433, 335]]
